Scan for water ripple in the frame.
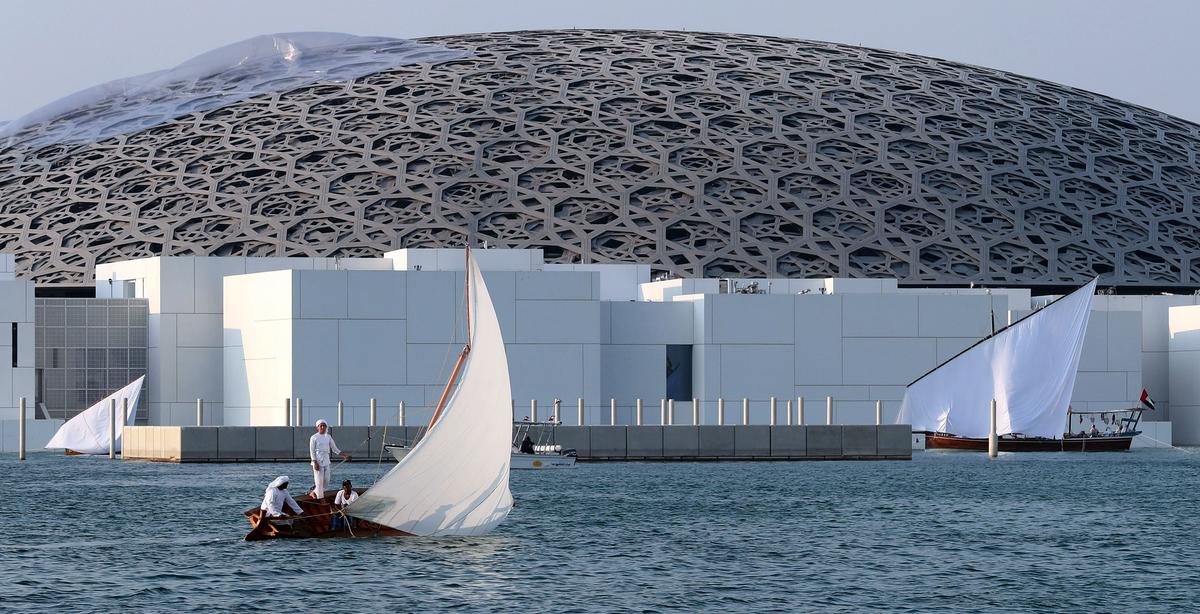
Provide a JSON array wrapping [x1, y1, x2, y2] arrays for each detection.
[[1, 450, 1198, 612]]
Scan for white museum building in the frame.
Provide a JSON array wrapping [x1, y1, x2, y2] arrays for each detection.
[[5, 248, 1200, 448]]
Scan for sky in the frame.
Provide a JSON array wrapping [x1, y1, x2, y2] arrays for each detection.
[[0, 0, 1197, 123]]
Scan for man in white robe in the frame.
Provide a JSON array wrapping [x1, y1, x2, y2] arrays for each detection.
[[260, 475, 304, 517], [310, 419, 351, 499]]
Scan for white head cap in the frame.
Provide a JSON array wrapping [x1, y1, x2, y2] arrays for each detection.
[[269, 475, 289, 489], [315, 419, 328, 429]]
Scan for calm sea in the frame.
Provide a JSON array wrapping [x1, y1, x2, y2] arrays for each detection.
[[2, 450, 1198, 612]]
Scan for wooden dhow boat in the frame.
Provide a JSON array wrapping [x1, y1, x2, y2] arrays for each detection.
[[244, 247, 513, 539], [897, 279, 1146, 452]]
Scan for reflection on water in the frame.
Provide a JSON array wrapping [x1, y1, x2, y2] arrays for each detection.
[[3, 450, 1199, 612]]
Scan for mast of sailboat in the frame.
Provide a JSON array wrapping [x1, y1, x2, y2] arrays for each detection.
[[905, 279, 1099, 388], [427, 245, 473, 430]]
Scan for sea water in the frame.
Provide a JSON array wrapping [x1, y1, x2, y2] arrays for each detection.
[[2, 450, 1198, 612]]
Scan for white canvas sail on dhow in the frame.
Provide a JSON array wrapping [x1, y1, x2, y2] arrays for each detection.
[[897, 279, 1097, 440], [45, 376, 145, 454], [347, 250, 513, 536]]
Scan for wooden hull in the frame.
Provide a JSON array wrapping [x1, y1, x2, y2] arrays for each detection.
[[244, 489, 411, 540], [925, 432, 1134, 452]]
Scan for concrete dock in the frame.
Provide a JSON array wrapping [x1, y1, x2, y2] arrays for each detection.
[[121, 424, 912, 462]]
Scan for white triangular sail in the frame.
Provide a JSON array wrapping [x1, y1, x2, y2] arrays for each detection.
[[45, 376, 145, 454], [348, 252, 512, 535], [897, 279, 1097, 439]]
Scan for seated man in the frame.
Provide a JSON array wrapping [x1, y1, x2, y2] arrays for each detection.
[[260, 475, 304, 519], [519, 434, 535, 454], [331, 479, 358, 530]]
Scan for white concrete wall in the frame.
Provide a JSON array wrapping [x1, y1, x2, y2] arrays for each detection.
[[97, 256, 389, 425], [0, 277, 35, 421], [223, 268, 608, 427], [1168, 305, 1200, 445]]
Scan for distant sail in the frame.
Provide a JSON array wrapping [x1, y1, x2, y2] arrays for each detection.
[[45, 376, 146, 454], [348, 252, 513, 535], [897, 280, 1097, 439]]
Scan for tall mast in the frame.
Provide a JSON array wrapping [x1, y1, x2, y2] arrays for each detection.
[[427, 245, 473, 430]]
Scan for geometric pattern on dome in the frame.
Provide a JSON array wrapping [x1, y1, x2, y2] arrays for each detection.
[[1, 29, 1200, 287]]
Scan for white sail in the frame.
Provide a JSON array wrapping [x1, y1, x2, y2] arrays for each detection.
[[897, 280, 1097, 439], [348, 252, 513, 535], [45, 376, 145, 454]]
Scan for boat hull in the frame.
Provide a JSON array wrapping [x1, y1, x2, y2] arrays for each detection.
[[511, 452, 577, 469], [925, 432, 1134, 452], [243, 489, 412, 540]]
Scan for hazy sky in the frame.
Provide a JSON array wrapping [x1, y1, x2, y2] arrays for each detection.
[[1, 0, 1197, 123]]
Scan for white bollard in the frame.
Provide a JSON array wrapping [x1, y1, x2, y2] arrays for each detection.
[[369, 398, 377, 427], [635, 399, 643, 426], [668, 399, 675, 425], [610, 398, 617, 425], [17, 397, 25, 461], [660, 399, 666, 425], [826, 396, 834, 425], [196, 398, 203, 426], [531, 399, 538, 423], [742, 398, 749, 425], [399, 401, 406, 426], [717, 398, 725, 426], [296, 398, 304, 427], [769, 397, 777, 426], [553, 398, 561, 423], [786, 399, 793, 425], [692, 398, 699, 425], [876, 400, 883, 425], [109, 399, 117, 459], [797, 397, 805, 425], [284, 398, 291, 426], [337, 401, 344, 426], [578, 398, 585, 425], [989, 399, 998, 459]]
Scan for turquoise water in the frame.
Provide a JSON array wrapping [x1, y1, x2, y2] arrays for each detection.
[[2, 450, 1198, 612]]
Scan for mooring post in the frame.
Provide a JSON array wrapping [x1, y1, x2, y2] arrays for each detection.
[[876, 400, 883, 425], [785, 399, 793, 425], [399, 401, 405, 426], [989, 399, 998, 459], [668, 399, 675, 425], [284, 398, 291, 426], [635, 398, 643, 426], [296, 398, 304, 427], [531, 399, 538, 423], [553, 398, 561, 423], [195, 398, 203, 426], [717, 398, 725, 426], [826, 396, 834, 425], [610, 398, 617, 425], [369, 398, 377, 427], [797, 396, 805, 425], [742, 398, 749, 425], [660, 399, 667, 425], [17, 397, 25, 461], [109, 398, 117, 460], [577, 398, 585, 425], [769, 397, 777, 426], [692, 398, 699, 425], [337, 401, 344, 426]]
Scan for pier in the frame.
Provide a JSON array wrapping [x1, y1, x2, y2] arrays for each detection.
[[121, 424, 912, 462]]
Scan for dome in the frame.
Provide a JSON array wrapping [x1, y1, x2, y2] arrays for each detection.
[[2, 29, 1199, 288]]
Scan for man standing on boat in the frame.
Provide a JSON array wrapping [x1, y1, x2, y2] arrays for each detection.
[[310, 419, 351, 499]]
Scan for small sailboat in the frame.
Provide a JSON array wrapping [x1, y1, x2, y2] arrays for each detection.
[[898, 279, 1142, 452], [244, 247, 513, 539], [45, 376, 145, 455]]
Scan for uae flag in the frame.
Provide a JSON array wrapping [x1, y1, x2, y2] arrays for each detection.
[[1140, 389, 1156, 411]]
